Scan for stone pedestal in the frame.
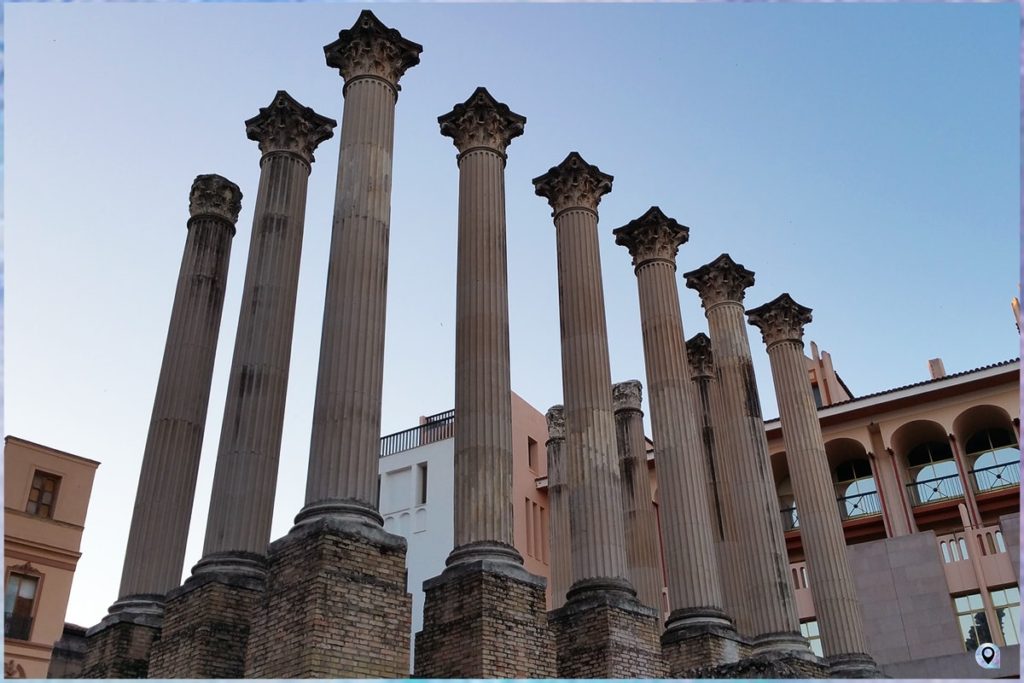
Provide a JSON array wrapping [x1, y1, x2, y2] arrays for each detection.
[[549, 585, 665, 678], [81, 606, 161, 679], [661, 620, 749, 676], [243, 518, 411, 678], [414, 546, 555, 677], [147, 563, 264, 678], [689, 651, 829, 679]]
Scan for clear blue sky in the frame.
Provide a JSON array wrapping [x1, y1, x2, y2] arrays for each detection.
[[5, 3, 1018, 627]]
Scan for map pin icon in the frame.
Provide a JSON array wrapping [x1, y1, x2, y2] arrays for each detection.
[[982, 646, 995, 664]]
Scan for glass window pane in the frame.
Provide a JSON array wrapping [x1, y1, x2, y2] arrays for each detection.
[[968, 594, 983, 610], [5, 578, 19, 614], [955, 596, 970, 611], [16, 577, 36, 599]]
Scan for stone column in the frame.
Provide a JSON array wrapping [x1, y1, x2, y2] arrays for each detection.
[[415, 87, 553, 678], [545, 406, 571, 610], [683, 254, 809, 660], [611, 381, 664, 621], [298, 8, 422, 526], [82, 175, 241, 679], [534, 153, 662, 678], [244, 13, 420, 678], [613, 209, 742, 674], [148, 91, 335, 680], [747, 294, 879, 677], [685, 333, 725, 547]]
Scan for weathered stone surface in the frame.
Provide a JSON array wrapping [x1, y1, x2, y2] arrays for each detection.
[[81, 621, 159, 679], [243, 519, 412, 678], [545, 405, 571, 610], [661, 622, 749, 676], [549, 589, 665, 678], [415, 563, 555, 677], [147, 571, 264, 678], [687, 651, 829, 679]]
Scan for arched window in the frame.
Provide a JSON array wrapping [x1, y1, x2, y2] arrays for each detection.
[[834, 459, 880, 519], [906, 441, 962, 504], [965, 428, 1020, 492]]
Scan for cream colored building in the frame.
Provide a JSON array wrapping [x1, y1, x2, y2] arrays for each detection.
[[4, 436, 98, 679]]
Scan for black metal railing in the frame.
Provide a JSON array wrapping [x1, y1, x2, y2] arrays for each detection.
[[970, 462, 1020, 493], [906, 473, 964, 507], [837, 491, 882, 520], [5, 614, 32, 640], [780, 506, 799, 531], [379, 410, 455, 458]]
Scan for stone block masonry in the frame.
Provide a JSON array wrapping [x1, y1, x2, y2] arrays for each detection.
[[549, 588, 665, 678], [243, 517, 411, 678], [147, 570, 264, 678], [661, 621, 749, 676], [80, 620, 159, 679], [414, 561, 555, 677]]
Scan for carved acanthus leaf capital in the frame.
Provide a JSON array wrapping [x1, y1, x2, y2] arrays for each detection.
[[612, 380, 643, 413], [438, 87, 526, 155], [545, 405, 565, 441], [245, 91, 336, 165], [324, 10, 422, 89], [189, 174, 242, 224], [683, 253, 756, 309], [686, 332, 714, 379], [533, 152, 613, 216], [746, 293, 813, 347], [613, 206, 689, 268]]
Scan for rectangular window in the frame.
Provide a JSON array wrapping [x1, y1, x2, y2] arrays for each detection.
[[800, 620, 823, 658], [528, 437, 538, 471], [811, 384, 823, 408], [954, 592, 992, 650], [26, 471, 61, 518], [416, 463, 428, 506], [524, 497, 533, 558], [991, 586, 1021, 646], [4, 573, 38, 641]]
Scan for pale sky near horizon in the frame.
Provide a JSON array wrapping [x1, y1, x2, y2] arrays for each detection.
[[5, 2, 1019, 627]]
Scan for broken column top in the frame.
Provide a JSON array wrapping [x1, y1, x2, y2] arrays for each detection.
[[438, 87, 526, 156], [612, 206, 690, 269], [244, 90, 336, 165], [612, 380, 643, 413], [683, 253, 756, 309], [746, 293, 814, 348], [324, 9, 423, 89], [545, 405, 565, 441], [189, 174, 242, 226], [685, 332, 714, 379], [532, 152, 613, 217]]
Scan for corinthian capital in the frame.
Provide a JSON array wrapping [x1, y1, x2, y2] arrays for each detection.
[[245, 91, 336, 165], [612, 380, 643, 414], [683, 253, 756, 309], [746, 293, 813, 348], [612, 206, 690, 269], [189, 174, 242, 225], [324, 10, 422, 90], [545, 405, 565, 441], [532, 152, 613, 217], [438, 87, 526, 156], [685, 332, 714, 379]]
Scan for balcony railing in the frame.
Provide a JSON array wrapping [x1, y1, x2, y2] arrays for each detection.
[[837, 491, 882, 520], [5, 614, 32, 640], [780, 506, 799, 531], [970, 462, 1020, 493], [379, 409, 455, 458], [906, 473, 964, 507]]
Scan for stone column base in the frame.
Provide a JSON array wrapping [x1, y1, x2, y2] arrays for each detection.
[[688, 652, 830, 679], [243, 517, 412, 677], [828, 652, 882, 678], [414, 545, 556, 677], [148, 565, 264, 678], [81, 617, 160, 678], [661, 621, 747, 675], [549, 583, 665, 677]]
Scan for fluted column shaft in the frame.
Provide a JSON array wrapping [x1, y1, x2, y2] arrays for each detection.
[[305, 78, 397, 516], [691, 373, 725, 544], [705, 300, 798, 639], [202, 152, 314, 557], [635, 262, 726, 619], [546, 407, 571, 609], [118, 177, 240, 600], [765, 339, 870, 658], [555, 209, 630, 587], [612, 391, 664, 618]]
